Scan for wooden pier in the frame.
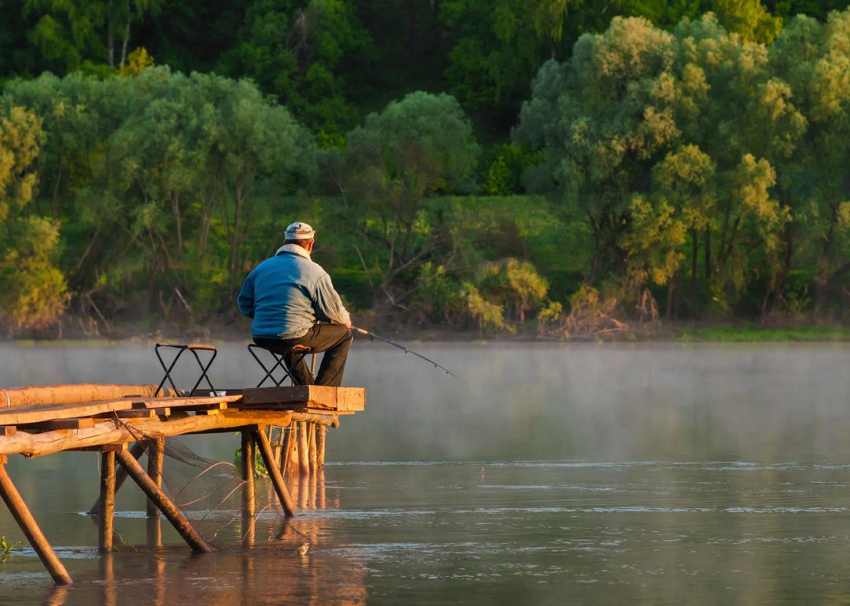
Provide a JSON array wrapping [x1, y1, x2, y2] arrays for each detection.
[[0, 382, 365, 585]]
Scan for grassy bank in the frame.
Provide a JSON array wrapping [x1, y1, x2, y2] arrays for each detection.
[[675, 324, 850, 342]]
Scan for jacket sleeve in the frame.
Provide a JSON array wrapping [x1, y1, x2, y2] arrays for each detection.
[[237, 272, 255, 319], [313, 273, 351, 326]]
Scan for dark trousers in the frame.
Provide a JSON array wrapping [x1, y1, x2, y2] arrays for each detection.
[[255, 324, 353, 387]]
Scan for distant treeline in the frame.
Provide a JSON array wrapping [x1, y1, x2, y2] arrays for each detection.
[[1, 5, 850, 336]]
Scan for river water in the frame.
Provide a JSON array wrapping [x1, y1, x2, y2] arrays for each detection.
[[1, 341, 850, 604]]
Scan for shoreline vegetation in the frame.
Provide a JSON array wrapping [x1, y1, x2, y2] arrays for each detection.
[[4, 321, 850, 345], [1, 4, 850, 340]]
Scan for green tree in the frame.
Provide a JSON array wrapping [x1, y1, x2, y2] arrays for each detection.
[[219, 0, 371, 140], [341, 91, 479, 311], [769, 11, 850, 314], [23, 0, 162, 72], [0, 106, 69, 333]]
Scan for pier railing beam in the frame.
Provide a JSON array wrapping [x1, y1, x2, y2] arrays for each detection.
[[98, 451, 115, 552], [253, 430, 296, 518], [115, 450, 213, 553], [0, 458, 73, 585]]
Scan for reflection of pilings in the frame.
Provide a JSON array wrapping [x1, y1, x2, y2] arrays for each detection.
[[99, 553, 116, 606], [240, 430, 256, 547], [0, 458, 73, 585], [43, 585, 69, 606], [115, 450, 213, 553], [98, 451, 115, 552], [150, 553, 167, 606]]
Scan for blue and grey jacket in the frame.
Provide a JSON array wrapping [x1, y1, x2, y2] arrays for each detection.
[[237, 244, 350, 340]]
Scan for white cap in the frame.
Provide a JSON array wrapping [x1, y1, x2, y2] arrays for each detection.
[[285, 222, 315, 240]]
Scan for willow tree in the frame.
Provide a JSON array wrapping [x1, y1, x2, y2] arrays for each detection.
[[515, 17, 680, 286], [0, 106, 69, 333], [342, 92, 479, 311], [769, 12, 850, 315], [516, 14, 802, 317]]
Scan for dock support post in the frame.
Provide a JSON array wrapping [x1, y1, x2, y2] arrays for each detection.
[[240, 430, 256, 546], [115, 450, 213, 553], [98, 451, 115, 552], [308, 423, 318, 473], [280, 424, 292, 476], [0, 458, 73, 585], [146, 438, 164, 518], [90, 441, 146, 515], [298, 422, 309, 477], [253, 430, 296, 518], [288, 424, 300, 476], [316, 425, 326, 469]]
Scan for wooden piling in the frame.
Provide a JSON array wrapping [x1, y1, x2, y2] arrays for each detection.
[[280, 424, 292, 476], [90, 441, 146, 515], [146, 513, 162, 548], [115, 450, 213, 553], [98, 451, 115, 552], [316, 424, 326, 469], [252, 430, 296, 518], [288, 425, 300, 476], [240, 430, 256, 546], [308, 423, 318, 473], [297, 422, 309, 477], [0, 461, 73, 585], [146, 437, 164, 518]]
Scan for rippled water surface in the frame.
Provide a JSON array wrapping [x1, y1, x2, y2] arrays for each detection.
[[1, 342, 850, 604]]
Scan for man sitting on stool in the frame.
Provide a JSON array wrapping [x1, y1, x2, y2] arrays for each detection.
[[237, 222, 353, 386]]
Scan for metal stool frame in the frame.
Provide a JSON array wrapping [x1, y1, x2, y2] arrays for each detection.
[[154, 343, 217, 397], [247, 344, 312, 387]]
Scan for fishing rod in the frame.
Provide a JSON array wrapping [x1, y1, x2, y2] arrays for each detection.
[[352, 327, 458, 378]]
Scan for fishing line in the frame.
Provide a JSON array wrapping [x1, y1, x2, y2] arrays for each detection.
[[352, 327, 458, 378]]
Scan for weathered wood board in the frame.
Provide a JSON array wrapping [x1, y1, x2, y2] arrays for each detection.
[[0, 395, 241, 426], [238, 386, 365, 411]]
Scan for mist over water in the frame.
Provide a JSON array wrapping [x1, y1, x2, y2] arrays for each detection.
[[1, 341, 850, 604]]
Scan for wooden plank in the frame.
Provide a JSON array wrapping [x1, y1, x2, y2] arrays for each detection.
[[0, 395, 243, 426], [0, 400, 136, 426], [23, 418, 96, 430], [0, 384, 162, 408], [239, 386, 364, 411], [0, 427, 16, 436], [131, 395, 242, 410], [337, 388, 366, 411]]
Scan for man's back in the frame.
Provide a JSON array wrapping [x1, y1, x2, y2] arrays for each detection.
[[238, 245, 349, 340], [238, 222, 353, 387]]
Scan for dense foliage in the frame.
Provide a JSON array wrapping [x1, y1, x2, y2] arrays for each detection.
[[0, 1, 848, 336]]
